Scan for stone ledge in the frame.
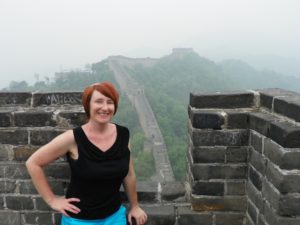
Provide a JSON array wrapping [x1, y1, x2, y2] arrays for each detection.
[[0, 92, 31, 106], [32, 92, 82, 107]]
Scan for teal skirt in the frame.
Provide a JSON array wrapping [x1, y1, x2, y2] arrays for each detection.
[[61, 205, 127, 225]]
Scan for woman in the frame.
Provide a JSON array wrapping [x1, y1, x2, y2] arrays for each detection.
[[26, 82, 147, 225]]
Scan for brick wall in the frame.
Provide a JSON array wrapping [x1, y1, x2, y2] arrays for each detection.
[[187, 89, 300, 225]]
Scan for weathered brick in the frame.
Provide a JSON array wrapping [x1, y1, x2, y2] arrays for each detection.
[[161, 181, 185, 201], [190, 110, 224, 129], [35, 197, 52, 211], [14, 111, 56, 127], [248, 112, 277, 137], [191, 129, 249, 147], [249, 147, 266, 175], [0, 129, 28, 145], [257, 214, 268, 225], [23, 212, 53, 225], [269, 121, 300, 148], [30, 129, 65, 145], [192, 146, 225, 163], [0, 180, 16, 193], [0, 112, 12, 127], [6, 195, 34, 210], [178, 206, 212, 225], [3, 162, 30, 179], [226, 146, 248, 163], [249, 130, 263, 153], [227, 111, 249, 129], [19, 179, 66, 195], [246, 180, 263, 212], [226, 180, 246, 195], [245, 213, 255, 225], [192, 164, 247, 180], [249, 165, 263, 191], [58, 111, 87, 127], [191, 180, 224, 196], [33, 92, 82, 106], [247, 199, 258, 225], [0, 144, 12, 161], [13, 145, 39, 161], [191, 195, 247, 212], [266, 161, 300, 193], [139, 205, 175, 225], [274, 95, 300, 123], [44, 163, 70, 179], [0, 211, 21, 225], [264, 138, 300, 170], [215, 212, 245, 225], [190, 91, 254, 109], [0, 92, 31, 106]]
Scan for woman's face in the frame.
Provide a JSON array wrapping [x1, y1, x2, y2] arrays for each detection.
[[89, 90, 115, 124]]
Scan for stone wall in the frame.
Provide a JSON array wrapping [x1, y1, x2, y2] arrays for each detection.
[[187, 89, 300, 225]]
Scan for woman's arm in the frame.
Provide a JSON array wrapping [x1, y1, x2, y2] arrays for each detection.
[[26, 130, 80, 216], [123, 154, 148, 225]]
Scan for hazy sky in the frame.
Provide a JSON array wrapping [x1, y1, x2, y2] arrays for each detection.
[[0, 0, 299, 88]]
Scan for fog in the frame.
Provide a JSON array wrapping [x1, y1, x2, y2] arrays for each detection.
[[0, 0, 299, 89]]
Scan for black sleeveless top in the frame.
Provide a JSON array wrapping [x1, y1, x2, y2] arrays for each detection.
[[65, 124, 130, 219]]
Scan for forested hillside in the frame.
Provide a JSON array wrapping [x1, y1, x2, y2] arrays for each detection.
[[2, 51, 299, 180]]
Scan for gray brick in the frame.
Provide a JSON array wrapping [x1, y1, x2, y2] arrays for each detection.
[[215, 212, 245, 225], [35, 197, 52, 211], [192, 164, 247, 180], [6, 195, 34, 210], [248, 198, 258, 224], [249, 147, 266, 175], [274, 95, 300, 123], [191, 180, 224, 196], [0, 129, 28, 145], [226, 146, 248, 163], [161, 181, 186, 201], [24, 212, 53, 225], [191, 129, 249, 147], [33, 92, 82, 106], [245, 213, 255, 225], [258, 214, 269, 225], [13, 145, 39, 161], [191, 195, 247, 212], [14, 111, 56, 127], [227, 111, 249, 129], [0, 211, 21, 225], [178, 206, 212, 225], [0, 112, 12, 127], [139, 205, 175, 225], [0, 180, 16, 193], [192, 146, 225, 163], [250, 130, 263, 153], [190, 110, 224, 129], [265, 161, 300, 193], [246, 181, 263, 212], [190, 91, 254, 109], [269, 121, 300, 148], [249, 166, 263, 191], [58, 111, 86, 127], [44, 163, 70, 179], [0, 144, 12, 161], [0, 92, 31, 106], [30, 129, 64, 145], [226, 180, 246, 195], [248, 112, 277, 137], [3, 162, 30, 179], [0, 197, 3, 209]]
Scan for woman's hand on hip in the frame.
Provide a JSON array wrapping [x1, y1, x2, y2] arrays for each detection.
[[48, 197, 81, 217]]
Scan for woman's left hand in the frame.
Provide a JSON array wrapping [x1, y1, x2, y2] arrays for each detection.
[[128, 206, 148, 225]]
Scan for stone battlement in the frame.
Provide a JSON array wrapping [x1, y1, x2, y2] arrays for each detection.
[[0, 88, 299, 225]]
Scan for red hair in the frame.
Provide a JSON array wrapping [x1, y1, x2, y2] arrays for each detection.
[[82, 82, 119, 118]]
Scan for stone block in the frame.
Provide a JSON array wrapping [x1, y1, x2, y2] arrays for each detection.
[[215, 212, 245, 225], [264, 138, 300, 170], [138, 205, 175, 225], [121, 181, 158, 203], [258, 214, 268, 225], [274, 95, 300, 122], [191, 129, 249, 147], [245, 213, 255, 225], [248, 112, 278, 137], [226, 180, 246, 195], [269, 121, 300, 148], [0, 180, 16, 193], [0, 112, 12, 127], [33, 92, 82, 106], [0, 144, 12, 161], [23, 212, 53, 225], [58, 111, 86, 127], [192, 146, 225, 163], [13, 145, 39, 161], [35, 197, 52, 211], [266, 161, 300, 193], [1, 162, 30, 179], [190, 110, 224, 129], [161, 181, 186, 201], [178, 206, 212, 225], [19, 179, 66, 195], [192, 164, 247, 180], [249, 130, 263, 154], [246, 180, 263, 212], [14, 111, 56, 127], [0, 92, 31, 106], [0, 129, 28, 145], [30, 129, 65, 145], [6, 195, 34, 210], [191, 195, 247, 212], [249, 147, 266, 175], [44, 163, 70, 179], [191, 180, 224, 196], [0, 198, 3, 209], [247, 199, 258, 225], [0, 211, 21, 225], [190, 91, 254, 109], [226, 146, 248, 163], [227, 111, 249, 129], [249, 165, 263, 191]]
